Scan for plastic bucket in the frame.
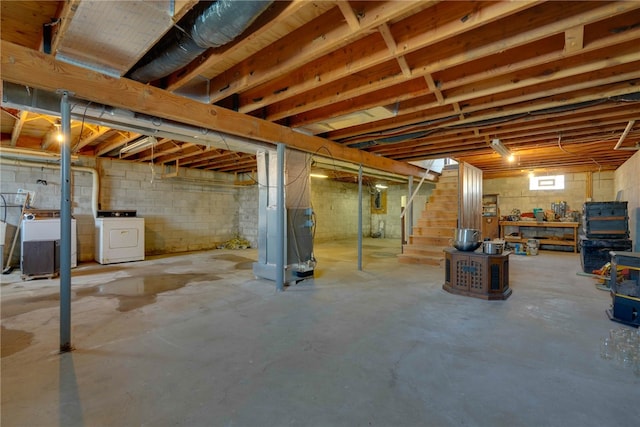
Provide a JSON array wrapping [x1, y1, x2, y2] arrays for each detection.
[[527, 239, 540, 255]]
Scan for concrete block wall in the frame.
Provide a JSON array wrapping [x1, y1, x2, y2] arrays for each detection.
[[97, 158, 239, 255], [590, 171, 616, 202], [483, 171, 615, 217], [238, 178, 433, 244], [0, 159, 96, 263], [615, 151, 640, 251], [1, 157, 242, 263], [370, 182, 435, 239], [3, 154, 443, 264], [238, 185, 259, 248], [311, 179, 371, 242]]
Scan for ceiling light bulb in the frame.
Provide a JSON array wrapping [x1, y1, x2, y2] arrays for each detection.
[[56, 132, 64, 143], [507, 154, 515, 162]]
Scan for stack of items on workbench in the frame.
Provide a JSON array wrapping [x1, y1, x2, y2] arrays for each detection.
[[579, 201, 632, 274]]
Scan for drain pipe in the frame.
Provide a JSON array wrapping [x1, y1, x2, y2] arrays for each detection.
[[130, 0, 274, 83], [0, 157, 99, 219]]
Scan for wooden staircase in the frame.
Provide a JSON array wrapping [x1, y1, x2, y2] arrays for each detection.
[[398, 167, 458, 266]]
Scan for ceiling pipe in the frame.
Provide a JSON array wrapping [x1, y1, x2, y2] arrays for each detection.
[[0, 156, 99, 219], [613, 120, 638, 150], [130, 0, 274, 83]]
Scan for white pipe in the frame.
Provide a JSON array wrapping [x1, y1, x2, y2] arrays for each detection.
[[0, 158, 99, 218], [0, 146, 79, 161], [613, 120, 638, 150]]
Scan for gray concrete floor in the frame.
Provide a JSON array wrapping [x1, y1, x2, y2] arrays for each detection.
[[1, 238, 638, 426]]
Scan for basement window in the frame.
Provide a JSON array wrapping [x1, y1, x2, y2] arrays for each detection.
[[530, 175, 564, 191]]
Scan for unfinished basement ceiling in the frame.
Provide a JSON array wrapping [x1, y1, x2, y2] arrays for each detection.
[[1, 1, 640, 180], [53, 1, 180, 77]]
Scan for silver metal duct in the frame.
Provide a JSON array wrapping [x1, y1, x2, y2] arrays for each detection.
[[130, 0, 273, 83], [253, 148, 315, 287]]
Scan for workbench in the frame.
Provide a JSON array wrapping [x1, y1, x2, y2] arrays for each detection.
[[499, 221, 579, 253]]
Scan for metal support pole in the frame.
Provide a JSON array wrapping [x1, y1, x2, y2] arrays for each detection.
[[357, 164, 363, 271], [407, 175, 414, 246], [275, 143, 285, 291], [59, 91, 72, 352]]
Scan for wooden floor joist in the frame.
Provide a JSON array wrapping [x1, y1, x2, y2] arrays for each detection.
[[0, 41, 429, 180]]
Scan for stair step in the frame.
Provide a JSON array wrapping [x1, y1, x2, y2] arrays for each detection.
[[417, 218, 458, 228], [400, 171, 458, 266], [412, 227, 456, 237], [437, 175, 458, 184], [410, 235, 451, 246], [427, 197, 458, 205], [424, 203, 458, 212], [441, 167, 459, 175], [431, 188, 459, 196], [429, 190, 459, 198], [435, 182, 459, 190]]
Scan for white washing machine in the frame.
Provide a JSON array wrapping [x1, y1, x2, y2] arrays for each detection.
[[21, 217, 77, 268], [95, 213, 145, 264]]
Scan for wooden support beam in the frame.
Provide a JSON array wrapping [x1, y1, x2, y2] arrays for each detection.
[[237, 0, 536, 115], [337, 1, 360, 32], [445, 50, 640, 104], [94, 132, 140, 157], [10, 111, 28, 146], [378, 23, 412, 77], [138, 142, 198, 162], [74, 125, 110, 151], [0, 42, 426, 178], [50, 0, 81, 55], [165, 1, 334, 91], [424, 74, 444, 105], [329, 70, 640, 142], [453, 102, 464, 121], [208, 1, 434, 104]]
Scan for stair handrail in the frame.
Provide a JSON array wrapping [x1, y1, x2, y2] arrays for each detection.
[[400, 159, 435, 219]]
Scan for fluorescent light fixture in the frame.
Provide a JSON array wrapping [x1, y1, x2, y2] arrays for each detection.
[[375, 183, 388, 189], [120, 136, 156, 155], [310, 173, 328, 179], [491, 138, 515, 162]]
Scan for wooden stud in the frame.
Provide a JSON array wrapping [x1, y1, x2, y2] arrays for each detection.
[[337, 1, 360, 32], [10, 111, 28, 147]]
